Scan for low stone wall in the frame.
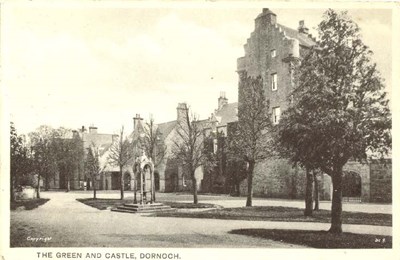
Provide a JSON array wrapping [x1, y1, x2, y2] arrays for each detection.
[[15, 186, 37, 200]]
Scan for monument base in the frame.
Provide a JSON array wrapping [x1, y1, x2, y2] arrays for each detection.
[[111, 203, 174, 214]]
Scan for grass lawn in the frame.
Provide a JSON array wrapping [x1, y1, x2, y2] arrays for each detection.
[[229, 229, 392, 248], [76, 198, 219, 210], [10, 198, 50, 210], [151, 206, 392, 226]]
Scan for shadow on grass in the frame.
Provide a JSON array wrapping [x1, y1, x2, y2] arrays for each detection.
[[150, 206, 391, 227], [229, 229, 392, 248], [10, 198, 50, 210]]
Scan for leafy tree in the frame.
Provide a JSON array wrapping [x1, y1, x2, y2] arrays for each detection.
[[10, 122, 32, 202], [230, 73, 273, 206], [29, 125, 58, 198], [277, 9, 391, 233], [85, 143, 105, 199], [107, 126, 134, 200], [173, 106, 205, 204], [52, 128, 83, 192]]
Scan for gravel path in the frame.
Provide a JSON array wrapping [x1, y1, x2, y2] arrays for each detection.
[[10, 191, 391, 248]]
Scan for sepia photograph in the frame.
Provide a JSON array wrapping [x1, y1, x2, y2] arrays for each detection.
[[1, 1, 398, 259]]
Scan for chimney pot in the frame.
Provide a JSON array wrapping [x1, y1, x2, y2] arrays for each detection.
[[298, 20, 309, 34], [89, 126, 98, 134], [218, 92, 228, 110], [133, 114, 143, 130]]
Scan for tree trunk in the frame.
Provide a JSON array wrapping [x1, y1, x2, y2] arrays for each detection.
[[192, 173, 198, 204], [93, 175, 97, 199], [236, 183, 240, 196], [66, 175, 70, 192], [150, 169, 154, 204], [304, 168, 313, 216], [152, 180, 156, 202], [246, 161, 254, 207], [133, 172, 137, 204], [37, 172, 41, 199], [10, 175, 16, 203], [314, 171, 320, 210], [120, 169, 124, 200], [329, 167, 343, 233], [45, 171, 49, 191]]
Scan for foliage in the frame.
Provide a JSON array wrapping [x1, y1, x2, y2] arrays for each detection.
[[277, 9, 391, 233], [10, 122, 33, 202], [28, 125, 59, 196], [52, 128, 84, 191]]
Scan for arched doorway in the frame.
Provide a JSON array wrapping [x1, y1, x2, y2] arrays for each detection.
[[342, 171, 362, 202]]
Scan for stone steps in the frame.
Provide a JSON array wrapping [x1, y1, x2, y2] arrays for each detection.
[[111, 203, 175, 214]]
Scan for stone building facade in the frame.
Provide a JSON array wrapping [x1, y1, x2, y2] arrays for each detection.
[[235, 8, 392, 202]]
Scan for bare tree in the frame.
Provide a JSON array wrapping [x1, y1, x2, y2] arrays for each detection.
[[140, 116, 166, 201], [173, 105, 205, 204], [230, 73, 273, 207], [107, 126, 134, 200], [85, 143, 106, 199]]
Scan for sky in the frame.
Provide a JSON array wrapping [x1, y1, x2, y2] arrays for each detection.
[[2, 4, 393, 136]]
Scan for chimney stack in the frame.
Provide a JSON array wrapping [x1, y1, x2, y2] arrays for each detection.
[[255, 8, 277, 29], [177, 103, 188, 123], [89, 126, 98, 134], [218, 91, 228, 110], [298, 20, 309, 34], [133, 114, 143, 130]]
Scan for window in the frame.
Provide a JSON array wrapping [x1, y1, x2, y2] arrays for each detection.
[[271, 73, 278, 91], [213, 139, 218, 154], [272, 107, 281, 124], [271, 49, 276, 58]]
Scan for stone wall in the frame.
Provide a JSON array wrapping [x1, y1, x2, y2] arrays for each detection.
[[239, 158, 305, 199], [369, 159, 392, 203], [239, 158, 331, 200]]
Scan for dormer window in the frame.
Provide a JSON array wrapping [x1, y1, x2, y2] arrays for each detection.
[[271, 49, 276, 58]]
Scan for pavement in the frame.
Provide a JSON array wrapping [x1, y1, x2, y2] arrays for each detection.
[[9, 191, 392, 248]]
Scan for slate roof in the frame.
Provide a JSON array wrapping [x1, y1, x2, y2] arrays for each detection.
[[278, 24, 316, 48], [157, 120, 177, 139], [82, 133, 114, 150]]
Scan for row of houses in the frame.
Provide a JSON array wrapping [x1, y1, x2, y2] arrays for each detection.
[[47, 8, 391, 203]]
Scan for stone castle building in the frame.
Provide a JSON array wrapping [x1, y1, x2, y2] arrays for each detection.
[[235, 8, 392, 202]]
